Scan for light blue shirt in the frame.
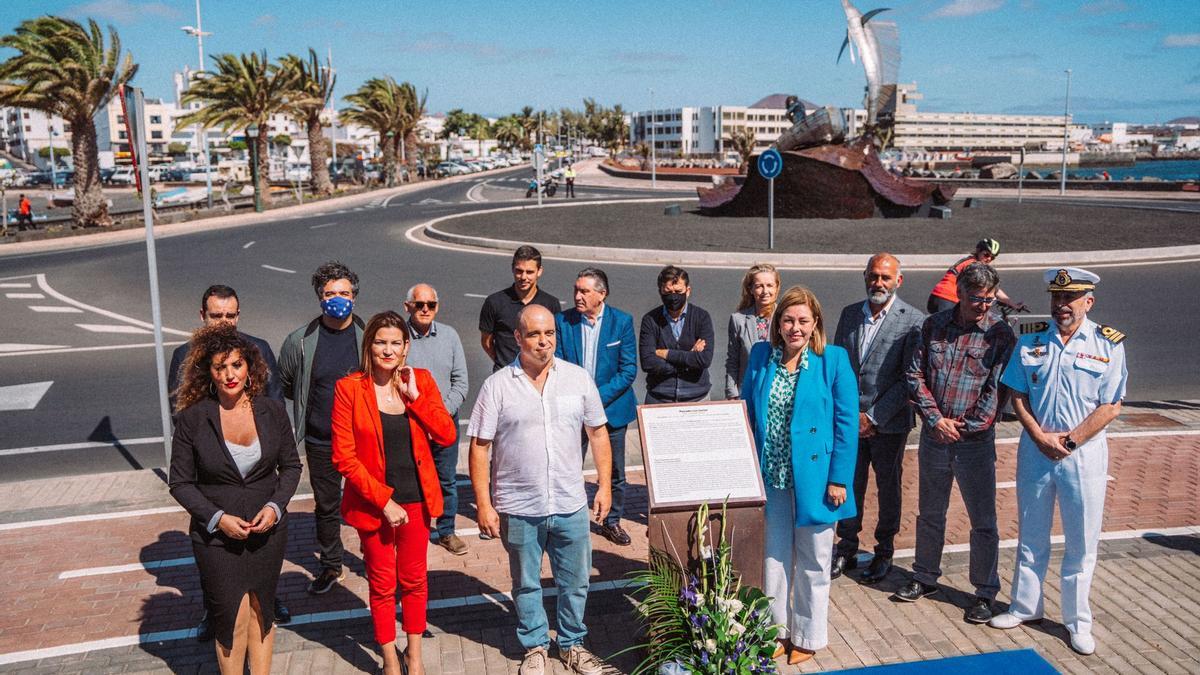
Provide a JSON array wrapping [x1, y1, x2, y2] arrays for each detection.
[[581, 305, 605, 378], [663, 304, 688, 341], [1000, 317, 1127, 446]]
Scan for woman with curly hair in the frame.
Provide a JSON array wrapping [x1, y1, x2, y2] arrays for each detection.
[[168, 324, 302, 674], [331, 311, 456, 675]]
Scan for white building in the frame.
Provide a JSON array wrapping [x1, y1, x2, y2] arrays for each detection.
[[629, 95, 818, 157], [2, 107, 71, 169]]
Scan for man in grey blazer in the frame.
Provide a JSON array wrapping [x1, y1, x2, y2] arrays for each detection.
[[831, 253, 925, 584]]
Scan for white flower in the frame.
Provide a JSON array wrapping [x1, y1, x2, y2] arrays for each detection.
[[728, 598, 744, 613], [730, 621, 746, 636], [704, 638, 717, 652]]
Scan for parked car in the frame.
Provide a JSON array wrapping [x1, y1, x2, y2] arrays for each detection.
[[108, 166, 137, 185], [284, 164, 312, 182], [436, 161, 469, 177]]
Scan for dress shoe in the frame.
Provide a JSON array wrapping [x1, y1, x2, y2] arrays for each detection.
[[965, 596, 994, 624], [858, 556, 892, 585], [891, 580, 939, 602], [273, 599, 291, 625], [788, 647, 815, 665], [195, 611, 214, 642], [830, 553, 857, 579], [1069, 632, 1096, 656], [597, 522, 631, 546], [988, 612, 1042, 630], [771, 640, 788, 658]]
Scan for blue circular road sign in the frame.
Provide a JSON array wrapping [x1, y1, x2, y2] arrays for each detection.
[[757, 148, 783, 180]]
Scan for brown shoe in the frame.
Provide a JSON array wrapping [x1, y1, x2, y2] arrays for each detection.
[[436, 534, 469, 556], [771, 640, 788, 659], [788, 647, 815, 665]]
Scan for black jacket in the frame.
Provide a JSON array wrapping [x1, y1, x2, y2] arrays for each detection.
[[168, 331, 283, 412], [638, 303, 715, 402], [168, 397, 302, 545]]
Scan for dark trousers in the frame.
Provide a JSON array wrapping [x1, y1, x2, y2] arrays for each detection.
[[565, 179, 575, 198], [582, 424, 627, 526], [16, 212, 34, 230], [304, 443, 345, 572], [912, 430, 1000, 599], [432, 414, 461, 538], [835, 431, 908, 558]]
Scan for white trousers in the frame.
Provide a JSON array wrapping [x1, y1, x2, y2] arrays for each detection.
[[1008, 435, 1108, 636], [763, 485, 833, 651]]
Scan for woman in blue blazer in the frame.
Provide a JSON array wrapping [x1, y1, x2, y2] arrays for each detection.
[[741, 285, 858, 665]]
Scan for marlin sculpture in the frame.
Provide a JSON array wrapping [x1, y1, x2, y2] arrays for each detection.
[[837, 0, 900, 129]]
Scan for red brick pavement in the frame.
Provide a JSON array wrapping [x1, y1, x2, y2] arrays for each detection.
[[0, 432, 1195, 660]]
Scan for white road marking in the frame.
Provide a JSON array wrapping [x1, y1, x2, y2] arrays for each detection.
[[463, 292, 487, 298], [0, 282, 32, 288], [890, 524, 1200, 562], [242, 240, 256, 249], [416, 198, 446, 205], [59, 557, 195, 579], [0, 343, 69, 353], [0, 340, 185, 359], [353, 207, 364, 211], [27, 306, 83, 313], [0, 381, 53, 412], [76, 323, 151, 334], [35, 274, 190, 337], [5, 292, 44, 299], [0, 494, 313, 532], [309, 222, 338, 229], [0, 436, 164, 458], [261, 264, 296, 274], [465, 181, 489, 203], [381, 192, 405, 207]]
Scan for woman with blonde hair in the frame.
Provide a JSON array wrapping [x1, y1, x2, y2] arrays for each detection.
[[169, 324, 302, 674], [740, 286, 858, 665], [331, 311, 456, 675], [725, 263, 780, 399]]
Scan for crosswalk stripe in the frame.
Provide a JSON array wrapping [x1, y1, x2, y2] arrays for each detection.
[[27, 306, 84, 313], [5, 292, 45, 299], [0, 282, 32, 288], [0, 381, 53, 412], [75, 324, 151, 334]]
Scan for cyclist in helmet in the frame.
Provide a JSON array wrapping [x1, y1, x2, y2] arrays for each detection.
[[927, 238, 1027, 314]]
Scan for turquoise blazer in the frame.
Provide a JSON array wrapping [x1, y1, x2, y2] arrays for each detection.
[[741, 341, 859, 527]]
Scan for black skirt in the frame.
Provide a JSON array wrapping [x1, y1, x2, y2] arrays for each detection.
[[193, 514, 287, 649]]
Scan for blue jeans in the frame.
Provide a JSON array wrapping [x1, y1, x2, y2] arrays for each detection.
[[500, 507, 592, 651], [582, 424, 627, 526], [432, 413, 460, 538]]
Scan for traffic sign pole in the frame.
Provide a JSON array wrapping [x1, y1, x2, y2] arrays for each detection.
[[757, 148, 783, 251], [768, 177, 775, 250], [535, 144, 544, 208]]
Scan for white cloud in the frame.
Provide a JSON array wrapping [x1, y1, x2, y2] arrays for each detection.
[[928, 0, 1005, 18], [1162, 34, 1200, 48], [64, 0, 179, 23], [1079, 0, 1128, 16]]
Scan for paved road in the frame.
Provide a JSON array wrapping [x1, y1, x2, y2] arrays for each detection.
[[0, 165, 1195, 481]]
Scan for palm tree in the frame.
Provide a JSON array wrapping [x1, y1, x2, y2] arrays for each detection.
[[279, 49, 335, 195], [0, 16, 137, 227], [728, 127, 757, 175], [394, 81, 427, 170], [517, 106, 537, 149], [493, 116, 524, 152], [469, 118, 491, 158], [340, 77, 407, 185], [177, 51, 297, 206]]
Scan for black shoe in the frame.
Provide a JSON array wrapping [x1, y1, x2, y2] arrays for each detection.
[[273, 599, 291, 624], [307, 566, 346, 594], [195, 611, 214, 642], [891, 580, 939, 602], [597, 522, 632, 546], [830, 553, 857, 580], [859, 556, 893, 585], [965, 596, 994, 624]]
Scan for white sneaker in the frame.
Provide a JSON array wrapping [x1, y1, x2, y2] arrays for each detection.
[[519, 646, 548, 675], [560, 644, 604, 675], [988, 612, 1040, 629], [1070, 632, 1096, 656]]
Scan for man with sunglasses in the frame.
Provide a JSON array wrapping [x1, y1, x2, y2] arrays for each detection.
[[898, 263, 1016, 625], [405, 283, 471, 555], [167, 284, 290, 641]]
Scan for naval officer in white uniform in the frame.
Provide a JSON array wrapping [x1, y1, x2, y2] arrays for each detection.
[[988, 267, 1127, 656]]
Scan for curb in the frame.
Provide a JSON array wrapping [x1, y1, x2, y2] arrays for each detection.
[[413, 198, 1200, 270]]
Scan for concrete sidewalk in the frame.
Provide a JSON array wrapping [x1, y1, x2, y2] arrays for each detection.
[[0, 401, 1197, 673]]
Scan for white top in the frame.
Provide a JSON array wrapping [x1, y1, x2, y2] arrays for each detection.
[[225, 437, 262, 479], [859, 296, 894, 360], [467, 358, 607, 517]]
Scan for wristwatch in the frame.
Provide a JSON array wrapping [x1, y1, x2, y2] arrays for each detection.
[[1064, 436, 1077, 451]]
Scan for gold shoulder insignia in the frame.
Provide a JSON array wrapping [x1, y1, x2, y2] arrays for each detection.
[[1020, 321, 1049, 335], [1099, 325, 1126, 344]]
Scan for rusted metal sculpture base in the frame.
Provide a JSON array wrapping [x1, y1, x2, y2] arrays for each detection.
[[699, 140, 956, 219]]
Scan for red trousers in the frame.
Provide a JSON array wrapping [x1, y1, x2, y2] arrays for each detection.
[[357, 502, 429, 644]]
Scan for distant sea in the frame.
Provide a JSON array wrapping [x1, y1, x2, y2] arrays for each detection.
[[1069, 159, 1200, 182]]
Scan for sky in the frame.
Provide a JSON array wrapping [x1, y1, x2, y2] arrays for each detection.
[[1, 0, 1197, 124]]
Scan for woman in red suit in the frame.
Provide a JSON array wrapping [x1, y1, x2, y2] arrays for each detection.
[[331, 311, 455, 675]]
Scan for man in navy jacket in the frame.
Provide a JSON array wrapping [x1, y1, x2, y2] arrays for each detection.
[[556, 267, 639, 545], [639, 265, 715, 403]]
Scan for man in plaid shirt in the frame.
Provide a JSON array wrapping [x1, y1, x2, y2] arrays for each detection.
[[894, 263, 1016, 625]]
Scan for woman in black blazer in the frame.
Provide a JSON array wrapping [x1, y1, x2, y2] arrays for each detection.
[[169, 324, 302, 673]]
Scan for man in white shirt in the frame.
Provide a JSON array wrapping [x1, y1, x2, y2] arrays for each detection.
[[468, 304, 613, 675]]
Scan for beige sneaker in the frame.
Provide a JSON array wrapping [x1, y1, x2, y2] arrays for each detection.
[[436, 533, 469, 556], [519, 646, 548, 675], [560, 644, 604, 675]]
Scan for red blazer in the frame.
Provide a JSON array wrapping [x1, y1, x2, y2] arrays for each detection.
[[331, 369, 457, 531]]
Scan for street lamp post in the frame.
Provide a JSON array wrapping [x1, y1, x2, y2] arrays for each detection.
[[181, 1, 213, 209], [48, 124, 58, 190], [649, 88, 657, 189], [1060, 68, 1072, 196], [386, 130, 396, 186], [247, 124, 263, 213]]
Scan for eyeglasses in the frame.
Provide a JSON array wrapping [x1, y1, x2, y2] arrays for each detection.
[[206, 312, 239, 320], [966, 295, 997, 305], [410, 301, 437, 311]]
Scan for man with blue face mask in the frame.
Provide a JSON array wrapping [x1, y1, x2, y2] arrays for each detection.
[[278, 261, 366, 595]]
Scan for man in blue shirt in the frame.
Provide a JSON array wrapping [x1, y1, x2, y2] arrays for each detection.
[[556, 268, 638, 546]]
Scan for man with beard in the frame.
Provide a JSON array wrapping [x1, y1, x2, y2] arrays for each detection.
[[831, 254, 925, 583], [988, 268, 1126, 656]]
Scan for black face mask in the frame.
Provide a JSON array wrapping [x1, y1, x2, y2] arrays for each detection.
[[660, 292, 687, 312]]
